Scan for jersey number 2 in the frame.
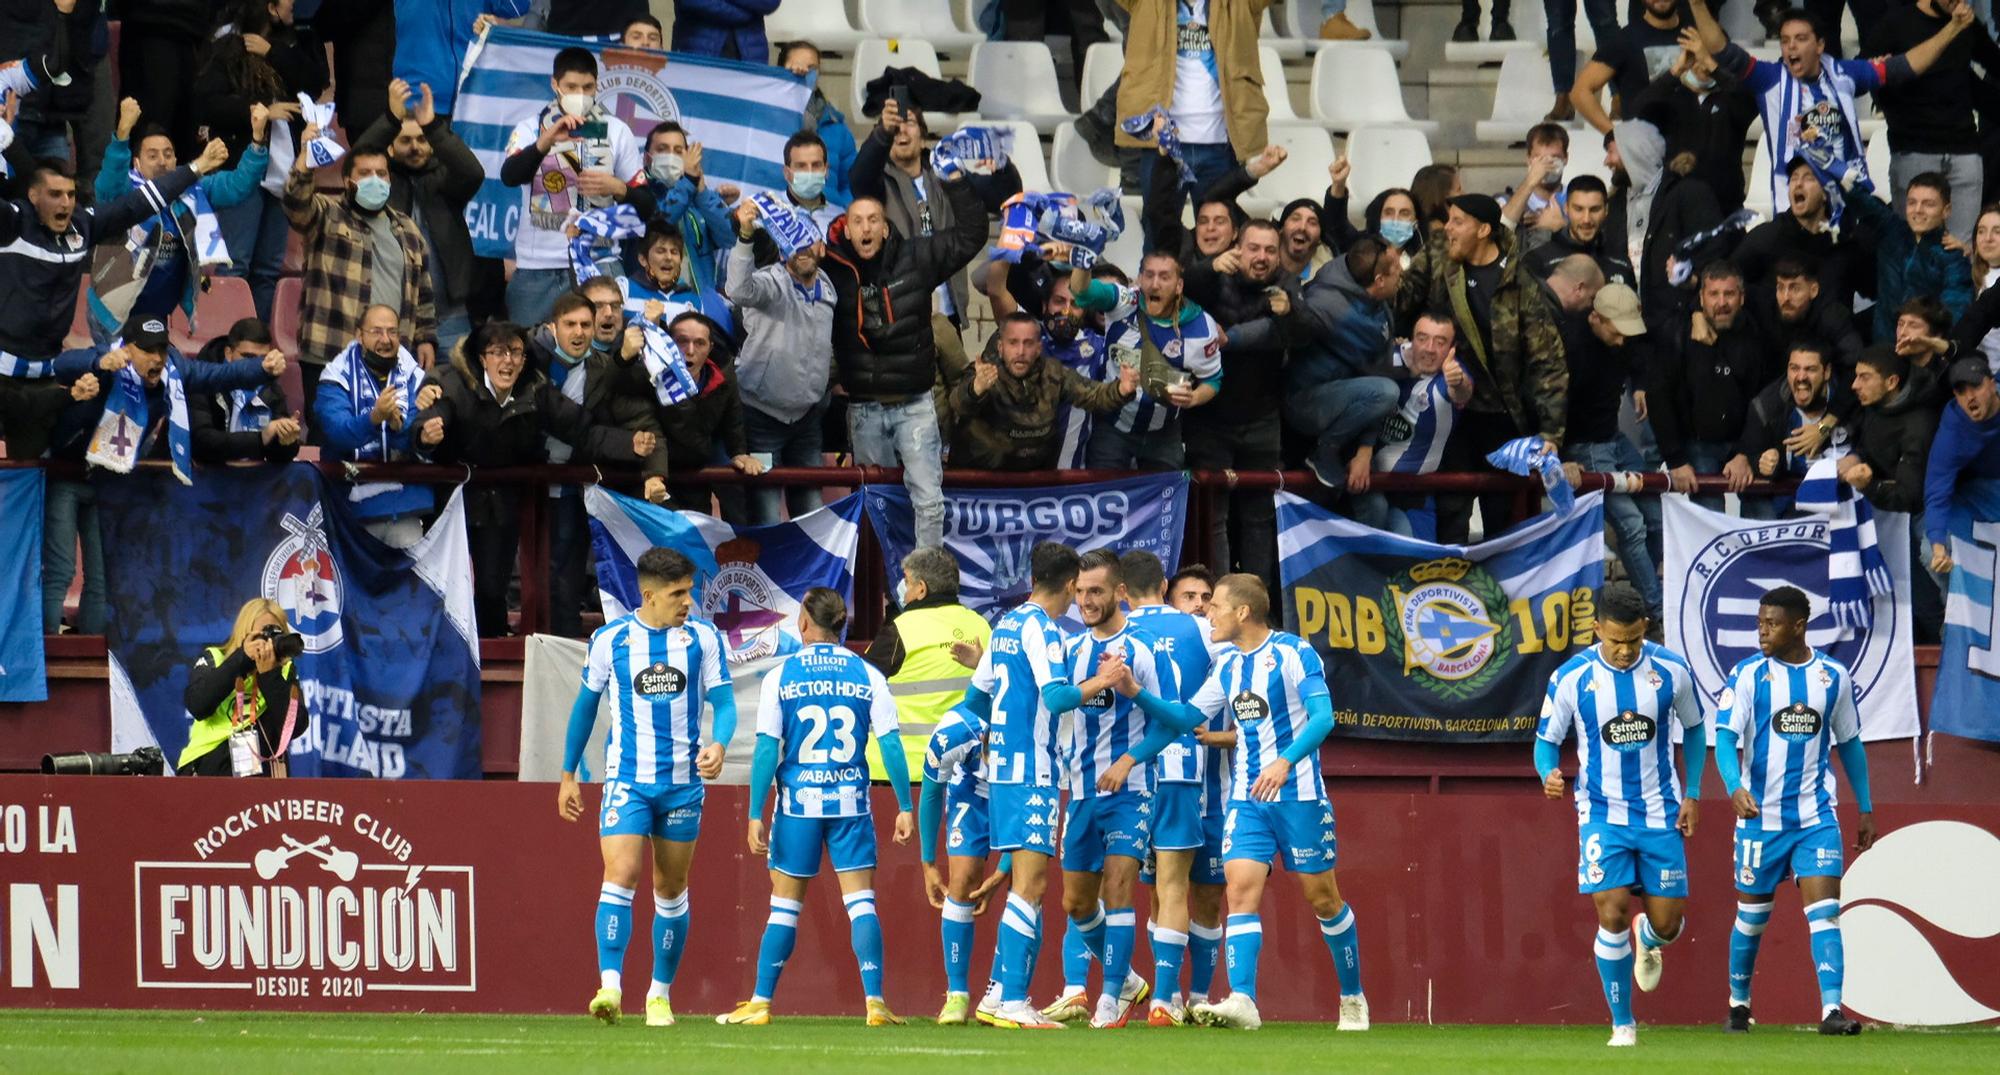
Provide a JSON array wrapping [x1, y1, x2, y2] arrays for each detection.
[[799, 704, 859, 764]]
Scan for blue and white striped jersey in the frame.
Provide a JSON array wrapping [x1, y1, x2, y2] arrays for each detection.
[[1048, 328, 1109, 469], [922, 703, 987, 802], [971, 602, 1070, 786], [1189, 631, 1329, 803], [1127, 604, 1217, 786], [1717, 649, 1861, 831], [755, 642, 900, 818], [1097, 285, 1224, 434], [584, 615, 732, 785], [1373, 371, 1457, 475], [1063, 626, 1170, 797], [1536, 643, 1703, 830]]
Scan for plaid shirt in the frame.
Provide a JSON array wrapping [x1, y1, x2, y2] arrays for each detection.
[[284, 167, 436, 364]]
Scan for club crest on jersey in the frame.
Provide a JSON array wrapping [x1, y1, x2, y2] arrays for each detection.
[[700, 537, 792, 663], [262, 505, 343, 654], [1601, 709, 1657, 752], [1231, 690, 1270, 723], [1774, 702, 1824, 739], [1386, 558, 1512, 698], [634, 661, 686, 696]]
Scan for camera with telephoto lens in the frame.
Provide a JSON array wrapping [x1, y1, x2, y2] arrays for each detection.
[[42, 746, 166, 776], [259, 623, 306, 662]]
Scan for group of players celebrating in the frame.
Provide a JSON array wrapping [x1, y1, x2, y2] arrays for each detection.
[[557, 543, 1873, 1044]]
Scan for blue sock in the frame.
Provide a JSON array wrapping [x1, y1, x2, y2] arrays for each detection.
[[752, 896, 800, 1002], [1103, 908, 1137, 996], [1318, 904, 1364, 997], [654, 890, 690, 990], [999, 893, 1039, 1003], [1730, 900, 1772, 1006], [942, 898, 977, 995], [1064, 902, 1105, 991], [1152, 926, 1189, 1001], [1805, 898, 1844, 1013], [595, 883, 635, 991], [1594, 927, 1634, 1027], [1225, 913, 1262, 1001], [1187, 920, 1224, 1000], [845, 889, 887, 1000]]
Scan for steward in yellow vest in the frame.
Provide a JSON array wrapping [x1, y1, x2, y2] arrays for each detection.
[[863, 548, 991, 781]]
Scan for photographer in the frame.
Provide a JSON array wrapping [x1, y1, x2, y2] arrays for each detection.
[[178, 598, 307, 777]]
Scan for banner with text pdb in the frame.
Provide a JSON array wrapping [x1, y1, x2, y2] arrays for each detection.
[[1276, 493, 1606, 742]]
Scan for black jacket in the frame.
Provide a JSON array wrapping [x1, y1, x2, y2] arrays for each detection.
[[350, 113, 484, 307], [822, 174, 986, 401], [1185, 262, 1296, 427], [1734, 379, 1854, 474], [1730, 212, 1871, 301], [525, 328, 670, 480], [1749, 291, 1865, 377], [1146, 155, 1259, 270], [657, 357, 748, 471], [0, 0, 97, 122], [1638, 169, 1724, 333], [1648, 313, 1771, 468], [1524, 227, 1637, 289], [189, 336, 299, 465], [181, 642, 305, 777], [1848, 377, 1940, 513]]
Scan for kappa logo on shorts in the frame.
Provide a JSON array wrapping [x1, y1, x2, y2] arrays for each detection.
[[634, 661, 687, 696]]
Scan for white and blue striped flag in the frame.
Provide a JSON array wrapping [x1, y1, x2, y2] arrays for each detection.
[[455, 27, 812, 259]]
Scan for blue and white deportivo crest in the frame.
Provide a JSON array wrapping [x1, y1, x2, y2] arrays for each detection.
[[261, 505, 342, 654], [1672, 519, 1898, 707], [596, 49, 682, 128]]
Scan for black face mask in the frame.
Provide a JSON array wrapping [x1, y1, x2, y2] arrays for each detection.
[[1045, 313, 1080, 344]]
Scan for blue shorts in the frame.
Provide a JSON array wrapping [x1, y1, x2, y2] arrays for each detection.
[[770, 812, 877, 878], [1221, 798, 1337, 875], [988, 782, 1062, 854], [1151, 782, 1204, 852], [945, 786, 991, 860], [599, 780, 704, 841], [1578, 821, 1689, 897], [1733, 821, 1843, 895], [1062, 789, 1153, 872], [1195, 806, 1228, 886]]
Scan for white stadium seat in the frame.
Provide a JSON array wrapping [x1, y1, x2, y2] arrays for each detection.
[[767, 0, 869, 50], [1746, 138, 1774, 221], [1263, 8, 1309, 59], [1081, 41, 1123, 110], [1444, 1, 1542, 64], [1100, 196, 1146, 277], [1474, 50, 1583, 143], [1259, 46, 1305, 125], [1308, 48, 1437, 136], [1279, 0, 1411, 61], [984, 120, 1052, 192], [1249, 126, 1339, 219], [1345, 126, 1435, 218], [849, 39, 964, 131], [969, 42, 1072, 132], [1051, 122, 1118, 194], [1866, 127, 1891, 201], [858, 0, 983, 52]]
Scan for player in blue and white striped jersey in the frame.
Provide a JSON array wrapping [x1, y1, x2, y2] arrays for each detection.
[[1124, 574, 1365, 1032], [972, 543, 1128, 1029], [1120, 550, 1229, 1024], [918, 699, 1011, 1025], [559, 548, 736, 1029], [1712, 586, 1875, 1037], [1043, 550, 1172, 1028], [1534, 585, 1707, 1048], [720, 589, 914, 1028]]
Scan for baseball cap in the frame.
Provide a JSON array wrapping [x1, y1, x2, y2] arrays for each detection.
[[1592, 284, 1646, 337], [120, 314, 170, 354], [1447, 193, 1502, 233], [1948, 356, 1993, 389]]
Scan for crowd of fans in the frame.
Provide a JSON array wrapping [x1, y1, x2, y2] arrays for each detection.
[[2, 0, 1998, 645]]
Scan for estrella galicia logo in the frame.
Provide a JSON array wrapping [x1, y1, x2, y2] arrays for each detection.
[[1231, 690, 1270, 723], [1774, 702, 1823, 739], [634, 661, 686, 696], [1082, 687, 1113, 709], [1600, 709, 1657, 752], [1675, 519, 1898, 709]]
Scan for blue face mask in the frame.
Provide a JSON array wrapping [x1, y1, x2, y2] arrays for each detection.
[[1379, 218, 1417, 247], [353, 175, 392, 211], [789, 169, 827, 201]]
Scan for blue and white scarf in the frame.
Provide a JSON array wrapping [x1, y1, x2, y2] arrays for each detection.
[[0, 58, 36, 180], [1121, 106, 1195, 186], [127, 167, 230, 268], [296, 93, 345, 169], [750, 192, 821, 259], [224, 386, 273, 433], [569, 202, 645, 283], [1796, 455, 1893, 632], [86, 342, 193, 486], [639, 320, 699, 406], [323, 340, 424, 505], [1486, 436, 1573, 515], [928, 125, 1012, 181]]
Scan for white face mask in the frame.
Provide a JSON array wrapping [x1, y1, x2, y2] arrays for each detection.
[[649, 152, 685, 184], [558, 92, 595, 119], [1681, 70, 1717, 93]]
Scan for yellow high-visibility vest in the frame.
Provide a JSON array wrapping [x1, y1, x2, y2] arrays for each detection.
[[867, 602, 992, 781]]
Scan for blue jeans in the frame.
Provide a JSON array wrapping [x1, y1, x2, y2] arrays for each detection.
[[434, 310, 471, 361], [213, 189, 289, 324], [849, 395, 945, 548], [1564, 437, 1662, 611], [506, 267, 575, 327], [43, 479, 104, 634], [1282, 375, 1400, 476], [1136, 141, 1238, 255], [1320, 0, 1349, 14], [1682, 439, 1731, 514], [1545, 0, 1619, 92], [744, 397, 828, 524], [1349, 492, 1417, 536]]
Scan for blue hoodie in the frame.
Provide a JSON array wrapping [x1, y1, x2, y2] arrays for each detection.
[[1923, 398, 2000, 545], [394, 0, 531, 116]]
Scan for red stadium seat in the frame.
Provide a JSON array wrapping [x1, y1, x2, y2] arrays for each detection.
[[171, 276, 257, 352], [65, 276, 93, 350], [271, 277, 304, 359]]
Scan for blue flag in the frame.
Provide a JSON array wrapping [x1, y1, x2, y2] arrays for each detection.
[[96, 464, 484, 777], [585, 486, 862, 662], [0, 470, 45, 702], [1935, 479, 2000, 742], [864, 474, 1190, 622], [455, 27, 812, 259]]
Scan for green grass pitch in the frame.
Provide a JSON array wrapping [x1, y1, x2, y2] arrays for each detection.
[[3, 1011, 1998, 1073]]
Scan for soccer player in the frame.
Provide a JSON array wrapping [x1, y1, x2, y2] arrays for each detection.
[[1713, 585, 1875, 1036], [720, 589, 915, 1026], [1042, 550, 1171, 1028], [1144, 574, 1368, 1031], [1120, 550, 1226, 1025], [918, 698, 1011, 1024], [975, 542, 1126, 1030], [1533, 584, 1707, 1048], [558, 548, 735, 1027], [1168, 563, 1215, 617]]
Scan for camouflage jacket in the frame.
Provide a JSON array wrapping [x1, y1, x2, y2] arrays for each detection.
[[943, 355, 1131, 471], [1397, 226, 1569, 446]]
